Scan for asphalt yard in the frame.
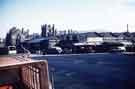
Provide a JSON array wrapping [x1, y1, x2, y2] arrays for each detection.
[[32, 53, 135, 89]]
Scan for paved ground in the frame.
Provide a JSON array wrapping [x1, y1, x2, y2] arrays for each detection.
[[32, 53, 135, 89]]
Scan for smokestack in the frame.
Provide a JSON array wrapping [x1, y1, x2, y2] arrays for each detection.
[[54, 29, 57, 36], [52, 24, 55, 36], [22, 28, 24, 33], [127, 24, 129, 33], [41, 24, 47, 37]]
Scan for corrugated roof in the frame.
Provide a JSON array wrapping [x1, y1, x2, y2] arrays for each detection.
[[100, 32, 114, 37], [28, 37, 59, 43], [80, 32, 100, 37], [28, 38, 49, 43]]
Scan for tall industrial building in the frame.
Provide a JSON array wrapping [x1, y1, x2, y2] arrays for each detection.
[[41, 24, 47, 37], [41, 24, 57, 37]]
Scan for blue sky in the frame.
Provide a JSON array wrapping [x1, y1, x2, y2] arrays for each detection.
[[0, 0, 135, 38]]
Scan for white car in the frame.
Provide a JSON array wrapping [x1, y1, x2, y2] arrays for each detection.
[[117, 46, 126, 52], [110, 46, 126, 52], [51, 47, 63, 54], [8, 46, 17, 54], [43, 47, 63, 54]]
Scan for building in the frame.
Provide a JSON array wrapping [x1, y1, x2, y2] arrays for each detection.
[[23, 37, 59, 53], [86, 32, 103, 44], [99, 32, 118, 42], [78, 32, 135, 43]]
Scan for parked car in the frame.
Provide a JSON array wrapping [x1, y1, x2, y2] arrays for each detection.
[[109, 46, 126, 52], [43, 47, 63, 54], [8, 46, 17, 54]]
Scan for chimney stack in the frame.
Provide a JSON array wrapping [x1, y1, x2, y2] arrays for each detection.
[[127, 24, 129, 33]]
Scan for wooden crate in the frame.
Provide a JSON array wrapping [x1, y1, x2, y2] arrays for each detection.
[[0, 56, 50, 89]]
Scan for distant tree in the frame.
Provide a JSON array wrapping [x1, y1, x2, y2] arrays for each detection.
[[5, 33, 12, 46], [16, 34, 21, 46]]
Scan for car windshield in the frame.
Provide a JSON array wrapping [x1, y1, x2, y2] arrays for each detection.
[[8, 46, 16, 50]]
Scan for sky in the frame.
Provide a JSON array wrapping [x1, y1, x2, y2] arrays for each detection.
[[0, 0, 135, 38]]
